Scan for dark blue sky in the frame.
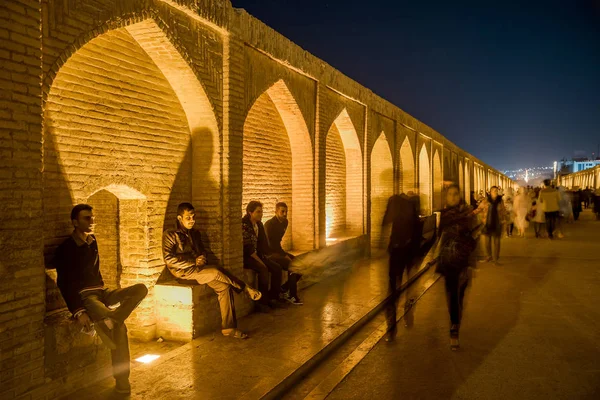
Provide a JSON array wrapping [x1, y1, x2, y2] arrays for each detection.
[[233, 0, 600, 171]]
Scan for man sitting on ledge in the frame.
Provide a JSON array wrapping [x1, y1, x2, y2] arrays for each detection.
[[53, 204, 148, 395], [162, 202, 261, 339], [264, 202, 303, 305]]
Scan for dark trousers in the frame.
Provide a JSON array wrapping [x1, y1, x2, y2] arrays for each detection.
[[484, 234, 501, 262], [444, 271, 469, 326], [267, 253, 301, 298], [171, 267, 245, 329], [534, 222, 545, 237], [506, 223, 514, 236], [386, 247, 412, 336], [244, 256, 282, 302], [545, 211, 559, 238], [81, 284, 148, 382]]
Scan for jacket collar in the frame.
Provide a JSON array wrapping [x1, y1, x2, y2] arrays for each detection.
[[72, 231, 95, 247]]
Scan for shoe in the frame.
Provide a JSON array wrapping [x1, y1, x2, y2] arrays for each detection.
[[95, 319, 116, 350], [285, 296, 303, 305], [245, 286, 262, 301], [450, 324, 460, 350], [115, 379, 131, 394], [279, 290, 291, 300], [478, 257, 492, 263]]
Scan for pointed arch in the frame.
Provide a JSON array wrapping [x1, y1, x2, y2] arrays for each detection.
[[419, 145, 431, 215], [464, 162, 471, 204], [458, 161, 464, 193], [242, 79, 314, 251], [433, 150, 443, 211], [370, 133, 394, 249], [399, 136, 415, 194], [325, 108, 363, 239]]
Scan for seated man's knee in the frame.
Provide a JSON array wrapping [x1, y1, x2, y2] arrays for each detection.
[[133, 283, 149, 298]]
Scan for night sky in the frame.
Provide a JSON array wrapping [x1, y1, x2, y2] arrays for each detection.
[[232, 0, 600, 171]]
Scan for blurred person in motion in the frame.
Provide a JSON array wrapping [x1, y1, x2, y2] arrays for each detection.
[[531, 200, 546, 238], [436, 184, 480, 350], [513, 187, 530, 237], [538, 179, 561, 239], [503, 187, 514, 238], [572, 189, 583, 221], [381, 194, 420, 341], [593, 188, 600, 220], [474, 186, 506, 265]]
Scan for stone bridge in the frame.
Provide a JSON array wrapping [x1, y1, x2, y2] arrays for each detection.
[[1, 0, 514, 398], [558, 165, 600, 189]]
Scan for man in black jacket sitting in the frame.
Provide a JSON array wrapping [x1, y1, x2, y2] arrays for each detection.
[[162, 202, 261, 339], [53, 204, 148, 395]]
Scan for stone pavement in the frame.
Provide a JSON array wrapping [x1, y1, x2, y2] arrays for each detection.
[[62, 247, 433, 400], [327, 210, 600, 400]]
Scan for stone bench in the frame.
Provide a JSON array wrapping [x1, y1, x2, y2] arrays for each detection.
[[154, 269, 254, 342]]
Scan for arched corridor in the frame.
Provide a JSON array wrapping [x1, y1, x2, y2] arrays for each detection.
[[418, 145, 431, 215], [243, 80, 314, 251], [370, 134, 394, 249], [433, 151, 443, 211], [399, 137, 415, 194], [325, 109, 363, 240]]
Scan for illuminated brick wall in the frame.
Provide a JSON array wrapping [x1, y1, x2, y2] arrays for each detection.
[[0, 1, 512, 398], [243, 91, 293, 250], [370, 134, 394, 249], [400, 136, 415, 194], [326, 123, 347, 237]]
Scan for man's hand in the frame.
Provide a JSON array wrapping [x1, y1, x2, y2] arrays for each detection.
[[77, 312, 93, 331], [196, 255, 207, 267]]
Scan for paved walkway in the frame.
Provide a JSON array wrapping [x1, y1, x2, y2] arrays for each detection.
[[328, 210, 600, 400], [64, 248, 432, 400]]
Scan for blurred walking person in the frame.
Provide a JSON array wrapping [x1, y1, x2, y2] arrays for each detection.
[[513, 188, 530, 237], [531, 200, 546, 238], [474, 186, 506, 265], [436, 184, 480, 350], [503, 188, 514, 238], [381, 194, 420, 341], [538, 179, 561, 239]]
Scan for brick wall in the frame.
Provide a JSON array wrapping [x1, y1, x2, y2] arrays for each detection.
[[243, 90, 293, 250], [325, 123, 346, 238], [370, 134, 394, 249], [0, 1, 45, 398], [433, 150, 443, 211], [418, 144, 431, 215], [399, 135, 415, 194], [42, 26, 193, 339], [87, 190, 120, 290]]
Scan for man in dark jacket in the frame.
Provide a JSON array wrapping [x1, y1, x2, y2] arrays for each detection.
[[263, 202, 302, 305], [163, 203, 261, 339], [242, 201, 283, 309], [53, 204, 148, 395], [381, 194, 420, 341]]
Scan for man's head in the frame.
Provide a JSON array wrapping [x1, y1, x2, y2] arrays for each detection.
[[177, 202, 196, 230], [246, 201, 263, 223], [543, 179, 552, 187], [275, 202, 288, 221], [490, 186, 499, 199], [71, 204, 94, 234]]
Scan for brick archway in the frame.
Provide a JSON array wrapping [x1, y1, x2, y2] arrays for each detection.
[[42, 19, 220, 340], [325, 108, 363, 240], [459, 161, 464, 192], [464, 162, 471, 204], [242, 80, 314, 251], [419, 145, 431, 215], [399, 136, 415, 194], [433, 150, 443, 211], [370, 133, 394, 249]]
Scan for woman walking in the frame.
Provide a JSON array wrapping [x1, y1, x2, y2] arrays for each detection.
[[436, 184, 480, 350], [503, 188, 514, 238], [474, 186, 506, 265]]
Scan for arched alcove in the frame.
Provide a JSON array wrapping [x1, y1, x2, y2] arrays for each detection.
[[242, 80, 314, 251], [399, 136, 415, 194], [459, 161, 464, 192], [464, 163, 471, 204], [418, 145, 431, 215], [42, 19, 220, 340], [370, 133, 394, 249], [325, 109, 363, 241], [433, 150, 443, 211]]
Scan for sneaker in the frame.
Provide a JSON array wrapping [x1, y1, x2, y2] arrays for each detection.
[[115, 379, 131, 394], [285, 296, 303, 305]]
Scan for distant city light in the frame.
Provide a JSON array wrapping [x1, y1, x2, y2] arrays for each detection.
[[135, 354, 160, 364]]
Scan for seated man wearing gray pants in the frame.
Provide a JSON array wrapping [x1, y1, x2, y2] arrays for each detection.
[[162, 202, 261, 339]]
